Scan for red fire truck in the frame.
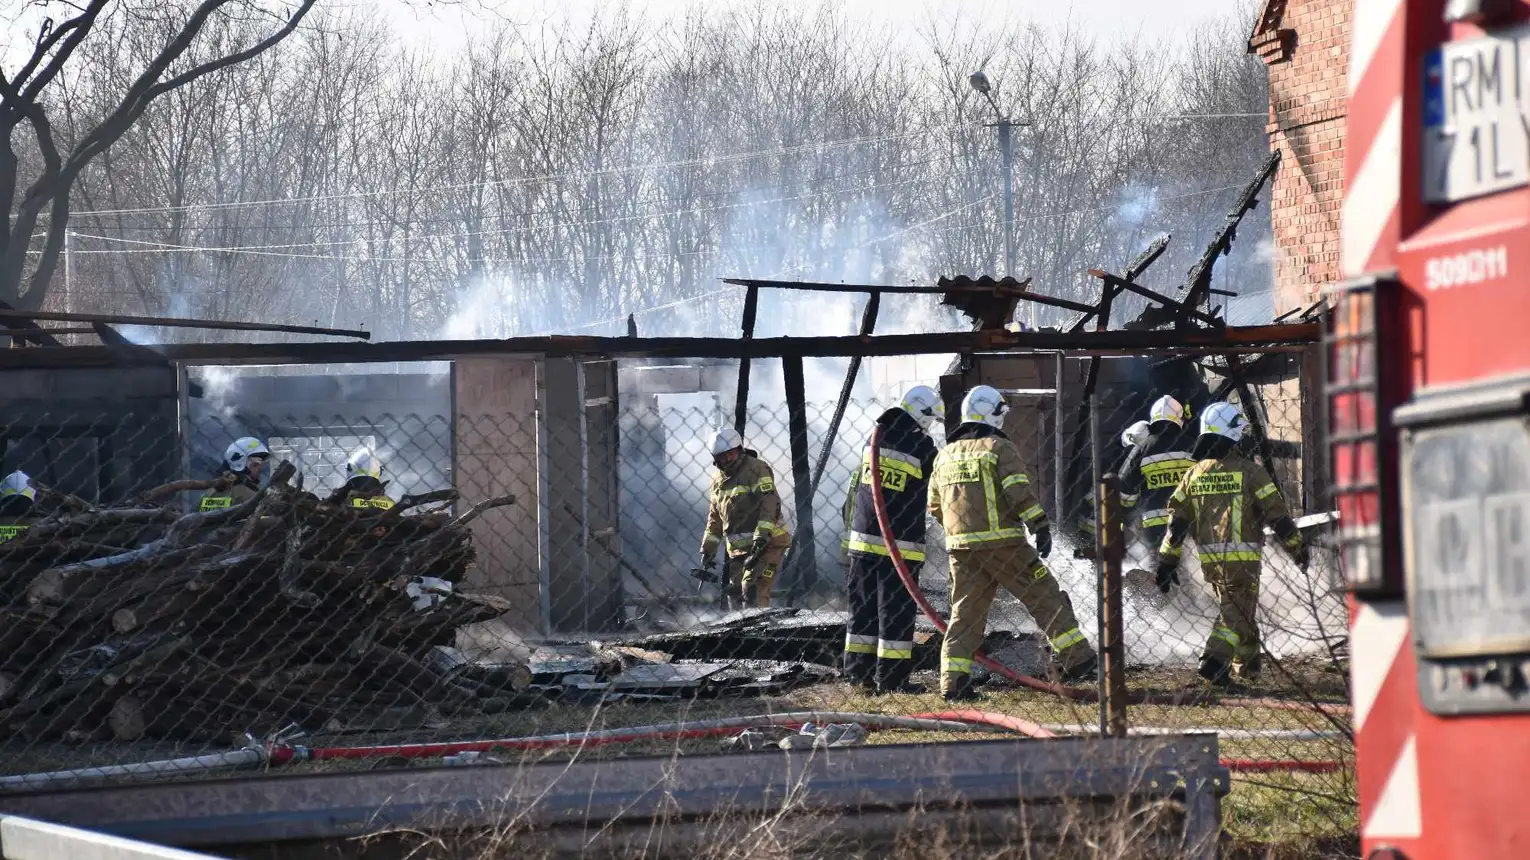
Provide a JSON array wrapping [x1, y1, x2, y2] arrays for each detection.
[[1332, 0, 1530, 857]]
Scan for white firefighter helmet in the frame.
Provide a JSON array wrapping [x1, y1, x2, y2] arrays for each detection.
[[960, 385, 1009, 430], [710, 427, 745, 456], [347, 448, 383, 480], [224, 437, 270, 473], [1199, 401, 1246, 443], [0, 471, 36, 502], [900, 385, 944, 431], [1149, 395, 1185, 428], [1120, 420, 1151, 449]]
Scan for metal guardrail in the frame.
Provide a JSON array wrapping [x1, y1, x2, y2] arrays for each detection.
[[0, 736, 1228, 859], [0, 816, 221, 860]]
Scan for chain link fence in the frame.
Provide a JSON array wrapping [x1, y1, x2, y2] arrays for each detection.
[[0, 351, 1352, 842]]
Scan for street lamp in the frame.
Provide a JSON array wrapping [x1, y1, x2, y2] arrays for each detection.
[[968, 70, 1028, 325]]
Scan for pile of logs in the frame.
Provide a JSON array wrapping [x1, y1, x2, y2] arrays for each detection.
[[0, 462, 525, 745]]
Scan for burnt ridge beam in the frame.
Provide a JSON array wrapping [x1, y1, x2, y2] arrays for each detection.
[[0, 325, 1321, 371], [0, 308, 370, 340], [1068, 235, 1171, 334], [1182, 149, 1282, 312], [1087, 271, 1225, 330], [725, 277, 1098, 316]]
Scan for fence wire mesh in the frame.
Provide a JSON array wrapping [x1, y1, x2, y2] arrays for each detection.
[[0, 350, 1352, 840]]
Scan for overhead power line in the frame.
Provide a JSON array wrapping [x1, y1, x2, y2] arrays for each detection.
[[66, 126, 969, 218]]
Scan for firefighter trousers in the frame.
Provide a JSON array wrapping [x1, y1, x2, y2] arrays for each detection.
[[843, 553, 918, 690], [1200, 560, 1261, 675], [725, 530, 790, 608], [943, 546, 1095, 694]]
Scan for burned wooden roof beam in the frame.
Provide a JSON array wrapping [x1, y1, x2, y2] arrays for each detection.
[[1087, 270, 1226, 329], [0, 324, 1320, 371], [0, 309, 371, 340]]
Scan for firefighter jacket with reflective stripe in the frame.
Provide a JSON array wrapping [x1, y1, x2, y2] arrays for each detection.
[[1160, 452, 1293, 563], [703, 452, 787, 557], [1120, 423, 1197, 528], [0, 519, 29, 543], [841, 407, 938, 562], [199, 476, 259, 512], [928, 423, 1048, 550]]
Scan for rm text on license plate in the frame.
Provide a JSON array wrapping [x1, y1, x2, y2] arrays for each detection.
[[1424, 27, 1530, 204]]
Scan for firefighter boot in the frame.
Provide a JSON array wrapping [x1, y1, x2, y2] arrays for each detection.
[[942, 672, 981, 702], [1198, 656, 1235, 688], [1061, 655, 1100, 685], [1235, 655, 1262, 684], [875, 658, 924, 695], [843, 650, 876, 690]]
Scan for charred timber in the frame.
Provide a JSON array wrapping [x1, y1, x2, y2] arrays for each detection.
[[0, 309, 370, 340], [0, 324, 1320, 370]]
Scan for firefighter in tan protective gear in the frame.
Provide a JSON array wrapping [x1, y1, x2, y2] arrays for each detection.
[[1156, 401, 1309, 687], [929, 386, 1098, 701], [700, 427, 790, 609], [199, 437, 270, 511]]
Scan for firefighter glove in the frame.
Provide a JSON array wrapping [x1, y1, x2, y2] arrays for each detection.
[[1289, 540, 1310, 571], [700, 550, 718, 572], [1033, 527, 1053, 559], [745, 534, 770, 567], [1156, 557, 1181, 593]]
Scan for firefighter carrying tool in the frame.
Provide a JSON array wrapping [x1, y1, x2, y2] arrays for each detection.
[[1156, 401, 1308, 686], [1120, 395, 1198, 561], [1079, 419, 1153, 546], [200, 437, 270, 512], [929, 385, 1098, 701], [699, 427, 789, 609], [840, 385, 942, 694], [0, 471, 37, 544]]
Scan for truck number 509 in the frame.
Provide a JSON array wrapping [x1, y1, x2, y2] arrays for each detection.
[[1424, 246, 1509, 291]]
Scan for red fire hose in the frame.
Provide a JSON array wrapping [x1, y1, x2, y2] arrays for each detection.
[[866, 426, 1346, 775], [273, 710, 1057, 764]]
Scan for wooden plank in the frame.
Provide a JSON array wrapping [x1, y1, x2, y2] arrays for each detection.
[[451, 358, 540, 630]]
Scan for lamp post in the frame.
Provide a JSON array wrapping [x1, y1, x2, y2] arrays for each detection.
[[968, 70, 1031, 327]]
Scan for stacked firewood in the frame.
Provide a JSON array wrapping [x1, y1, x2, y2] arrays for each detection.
[[0, 462, 527, 745]]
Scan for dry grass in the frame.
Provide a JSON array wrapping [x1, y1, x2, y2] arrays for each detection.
[[6, 667, 1358, 859]]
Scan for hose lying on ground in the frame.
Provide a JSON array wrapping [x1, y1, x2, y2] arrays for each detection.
[[0, 710, 1048, 791], [278, 710, 1053, 762], [865, 425, 1350, 718], [0, 709, 1341, 791]]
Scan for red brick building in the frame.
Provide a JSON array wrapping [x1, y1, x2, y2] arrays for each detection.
[[1249, 0, 1351, 315]]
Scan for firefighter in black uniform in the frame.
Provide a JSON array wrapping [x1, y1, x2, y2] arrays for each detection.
[[1119, 395, 1198, 564], [840, 385, 942, 694]]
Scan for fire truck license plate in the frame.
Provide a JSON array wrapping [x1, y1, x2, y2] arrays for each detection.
[[1406, 416, 1530, 657], [1423, 27, 1530, 204]]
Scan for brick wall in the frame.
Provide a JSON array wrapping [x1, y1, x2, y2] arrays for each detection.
[[1254, 0, 1351, 315]]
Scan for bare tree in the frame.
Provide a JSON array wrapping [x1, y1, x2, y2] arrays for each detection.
[[0, 0, 317, 319]]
